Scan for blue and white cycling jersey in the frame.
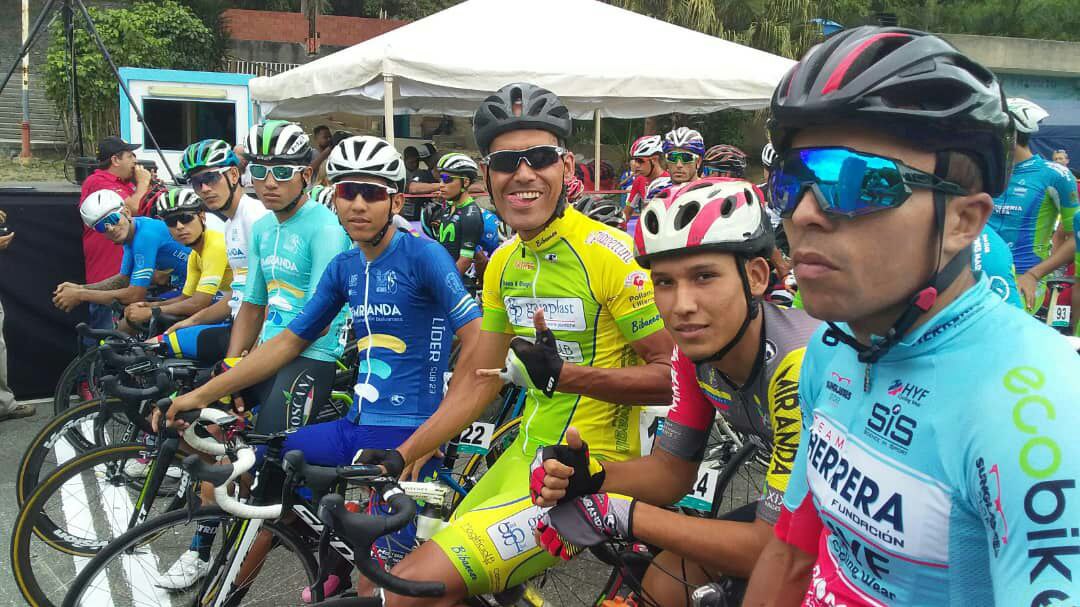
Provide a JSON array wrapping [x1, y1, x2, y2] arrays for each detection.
[[120, 216, 189, 288], [972, 225, 1022, 308], [289, 230, 481, 427], [778, 276, 1080, 605], [988, 155, 1078, 275]]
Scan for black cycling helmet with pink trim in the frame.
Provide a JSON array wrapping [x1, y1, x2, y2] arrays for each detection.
[[769, 26, 1014, 364], [768, 25, 1013, 196]]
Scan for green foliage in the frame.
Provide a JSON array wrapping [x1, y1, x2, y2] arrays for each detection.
[[358, 0, 462, 20], [43, 0, 219, 148]]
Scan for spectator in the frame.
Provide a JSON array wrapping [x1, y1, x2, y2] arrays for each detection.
[[137, 159, 168, 217], [78, 136, 151, 345], [309, 125, 333, 176], [1053, 149, 1069, 166], [404, 145, 440, 219], [0, 209, 31, 422]]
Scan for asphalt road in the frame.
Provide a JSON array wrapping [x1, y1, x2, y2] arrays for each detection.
[[1, 402, 50, 607]]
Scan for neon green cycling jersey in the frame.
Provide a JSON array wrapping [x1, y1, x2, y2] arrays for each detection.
[[430, 207, 665, 594]]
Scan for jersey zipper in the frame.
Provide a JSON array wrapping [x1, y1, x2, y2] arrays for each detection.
[[520, 243, 544, 455]]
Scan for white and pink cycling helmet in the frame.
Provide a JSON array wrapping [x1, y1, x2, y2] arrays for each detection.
[[630, 135, 664, 158], [634, 176, 772, 267]]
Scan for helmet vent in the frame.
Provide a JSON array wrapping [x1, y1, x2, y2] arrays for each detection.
[[674, 201, 700, 230], [368, 140, 388, 159], [643, 210, 660, 235], [720, 196, 736, 217]]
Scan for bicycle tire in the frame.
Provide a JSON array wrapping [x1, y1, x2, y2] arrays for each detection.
[[17, 397, 142, 505], [12, 442, 187, 563], [52, 346, 106, 416], [452, 417, 521, 511], [60, 507, 318, 607]]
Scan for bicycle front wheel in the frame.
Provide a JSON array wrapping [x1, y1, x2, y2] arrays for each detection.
[[53, 346, 107, 415], [60, 507, 318, 607]]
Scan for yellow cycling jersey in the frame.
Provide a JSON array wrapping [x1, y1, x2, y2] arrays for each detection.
[[481, 207, 665, 460], [181, 229, 234, 298]]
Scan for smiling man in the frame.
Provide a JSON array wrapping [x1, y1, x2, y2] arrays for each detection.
[[345, 82, 674, 605]]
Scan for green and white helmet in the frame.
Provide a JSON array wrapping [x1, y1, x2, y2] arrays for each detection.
[[244, 120, 312, 164], [179, 139, 240, 178], [309, 184, 335, 211], [436, 152, 479, 179], [155, 187, 203, 217]]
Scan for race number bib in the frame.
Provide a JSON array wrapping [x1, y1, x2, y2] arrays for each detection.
[[456, 422, 495, 455], [675, 466, 720, 512], [1051, 303, 1071, 328]]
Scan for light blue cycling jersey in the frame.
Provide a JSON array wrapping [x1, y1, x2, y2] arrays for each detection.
[[479, 207, 501, 255], [988, 155, 1078, 275], [971, 225, 1022, 308], [244, 199, 351, 362], [778, 276, 1080, 605], [288, 230, 480, 427], [120, 217, 189, 288]]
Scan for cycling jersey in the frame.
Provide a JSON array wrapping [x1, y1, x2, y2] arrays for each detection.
[[244, 199, 351, 362], [971, 225, 1021, 308], [181, 229, 233, 298], [120, 217, 189, 288], [776, 276, 1080, 605], [479, 206, 501, 255], [659, 303, 820, 524], [224, 194, 271, 317], [437, 196, 485, 264], [289, 230, 481, 427], [432, 207, 665, 594], [626, 171, 670, 214], [988, 155, 1078, 275]]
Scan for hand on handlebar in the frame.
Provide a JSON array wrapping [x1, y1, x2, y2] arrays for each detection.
[[352, 448, 405, 478], [165, 392, 212, 431], [401, 448, 443, 481]]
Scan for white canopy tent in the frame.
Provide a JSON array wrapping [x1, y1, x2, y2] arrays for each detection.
[[249, 0, 795, 186]]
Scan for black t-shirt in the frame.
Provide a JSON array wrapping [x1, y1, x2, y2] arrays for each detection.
[[403, 168, 438, 220]]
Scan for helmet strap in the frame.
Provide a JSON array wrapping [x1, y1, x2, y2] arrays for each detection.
[[364, 205, 396, 248], [692, 256, 762, 365], [219, 171, 239, 214], [275, 176, 308, 216], [822, 152, 970, 365]]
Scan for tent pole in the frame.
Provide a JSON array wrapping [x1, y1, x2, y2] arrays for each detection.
[[593, 109, 601, 191], [384, 73, 395, 146]]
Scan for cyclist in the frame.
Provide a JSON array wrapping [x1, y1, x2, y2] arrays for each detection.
[[166, 135, 482, 597], [122, 189, 232, 329], [702, 144, 748, 178], [987, 97, 1078, 312], [53, 190, 189, 330], [161, 139, 271, 361], [531, 176, 821, 606], [433, 152, 487, 291], [356, 82, 674, 604], [624, 135, 669, 224], [741, 26, 1080, 605], [664, 127, 706, 186]]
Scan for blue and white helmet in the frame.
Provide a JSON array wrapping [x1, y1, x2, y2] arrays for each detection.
[[662, 127, 706, 156]]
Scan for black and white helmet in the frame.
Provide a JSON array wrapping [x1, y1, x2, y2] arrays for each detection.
[[437, 152, 479, 179], [1007, 98, 1049, 134], [244, 120, 311, 164], [473, 82, 573, 156], [326, 135, 406, 192], [760, 143, 777, 169]]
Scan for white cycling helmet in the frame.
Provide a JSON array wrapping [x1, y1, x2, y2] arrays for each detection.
[[761, 143, 777, 169], [80, 189, 126, 227], [1007, 98, 1049, 134], [326, 135, 407, 192], [630, 135, 664, 158], [634, 177, 772, 267], [662, 127, 706, 156]]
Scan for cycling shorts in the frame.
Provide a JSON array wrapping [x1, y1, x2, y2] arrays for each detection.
[[162, 322, 231, 363], [431, 435, 600, 594], [247, 356, 338, 434]]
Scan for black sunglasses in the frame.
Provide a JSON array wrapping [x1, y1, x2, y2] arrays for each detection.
[[483, 145, 566, 174], [164, 213, 199, 227]]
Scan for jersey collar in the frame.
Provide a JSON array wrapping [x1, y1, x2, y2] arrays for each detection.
[[519, 208, 576, 252], [452, 196, 475, 210], [367, 229, 405, 265]]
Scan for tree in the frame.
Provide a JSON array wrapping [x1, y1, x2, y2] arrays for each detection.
[[43, 0, 220, 149]]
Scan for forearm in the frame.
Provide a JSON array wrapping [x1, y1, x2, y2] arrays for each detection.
[[82, 285, 145, 305], [188, 331, 307, 404], [159, 294, 212, 317], [83, 274, 129, 291], [455, 256, 472, 275], [152, 294, 186, 308], [601, 451, 695, 506], [226, 303, 264, 357], [1028, 234, 1075, 279], [184, 298, 232, 326], [124, 183, 149, 215], [407, 182, 440, 195], [632, 503, 772, 577], [743, 536, 815, 607], [557, 359, 671, 405]]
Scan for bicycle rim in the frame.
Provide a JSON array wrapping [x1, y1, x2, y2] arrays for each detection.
[[17, 397, 139, 505], [62, 508, 318, 607], [53, 347, 106, 416]]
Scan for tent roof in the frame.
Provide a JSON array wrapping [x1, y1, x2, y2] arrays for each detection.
[[249, 0, 795, 120]]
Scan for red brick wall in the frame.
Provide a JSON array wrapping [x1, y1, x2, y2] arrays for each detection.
[[222, 9, 407, 47]]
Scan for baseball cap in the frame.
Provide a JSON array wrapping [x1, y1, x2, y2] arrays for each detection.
[[97, 136, 140, 162], [417, 142, 437, 160]]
